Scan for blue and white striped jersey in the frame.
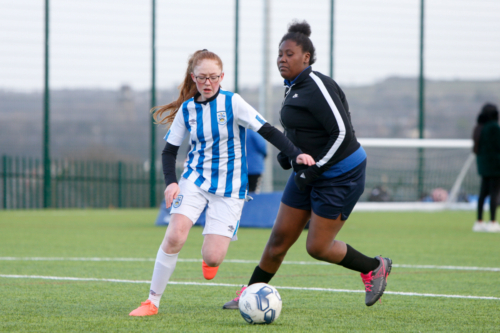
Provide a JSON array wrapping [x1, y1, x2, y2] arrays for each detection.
[[164, 90, 267, 199]]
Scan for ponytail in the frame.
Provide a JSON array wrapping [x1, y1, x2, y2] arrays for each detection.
[[152, 49, 223, 126]]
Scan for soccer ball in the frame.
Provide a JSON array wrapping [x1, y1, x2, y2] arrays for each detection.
[[238, 283, 282, 324]]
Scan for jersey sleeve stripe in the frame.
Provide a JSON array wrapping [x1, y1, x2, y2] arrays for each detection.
[[208, 99, 220, 194], [163, 129, 171, 141], [182, 101, 192, 131], [255, 115, 266, 125], [309, 72, 346, 168]]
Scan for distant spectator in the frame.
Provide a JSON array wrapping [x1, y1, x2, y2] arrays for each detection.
[[431, 188, 448, 202], [368, 185, 391, 202], [472, 103, 500, 233], [246, 129, 267, 193]]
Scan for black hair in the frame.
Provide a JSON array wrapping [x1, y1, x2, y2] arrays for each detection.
[[279, 20, 316, 65], [478, 103, 499, 124]]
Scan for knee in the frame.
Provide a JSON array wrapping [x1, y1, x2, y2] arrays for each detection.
[[306, 242, 328, 261], [266, 246, 287, 260], [265, 235, 290, 259], [163, 231, 186, 251], [203, 256, 222, 267]]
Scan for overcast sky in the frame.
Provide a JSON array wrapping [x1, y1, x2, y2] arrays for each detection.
[[1, 0, 499, 92]]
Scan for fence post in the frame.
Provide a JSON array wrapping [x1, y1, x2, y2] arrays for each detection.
[[2, 155, 7, 209], [329, 0, 334, 79], [417, 0, 425, 198], [43, 0, 51, 208], [234, 0, 239, 93], [22, 156, 26, 209], [118, 161, 123, 208], [149, 0, 157, 208], [260, 0, 273, 192]]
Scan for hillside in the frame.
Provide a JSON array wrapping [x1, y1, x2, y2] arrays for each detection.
[[1, 77, 499, 161]]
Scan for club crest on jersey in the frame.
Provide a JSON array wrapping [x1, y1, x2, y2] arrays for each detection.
[[217, 111, 227, 125], [172, 195, 183, 208]]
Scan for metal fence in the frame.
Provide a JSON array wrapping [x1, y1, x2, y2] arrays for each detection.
[[2, 147, 479, 208], [1, 155, 165, 209], [1, 0, 499, 208]]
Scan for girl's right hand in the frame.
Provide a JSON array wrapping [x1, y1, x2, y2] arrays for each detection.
[[164, 183, 181, 208], [296, 153, 316, 166]]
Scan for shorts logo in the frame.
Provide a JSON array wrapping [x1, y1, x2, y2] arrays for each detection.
[[172, 195, 183, 208], [228, 225, 235, 232], [217, 111, 227, 125]]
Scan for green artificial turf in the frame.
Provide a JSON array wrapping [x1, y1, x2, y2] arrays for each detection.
[[1, 209, 499, 332]]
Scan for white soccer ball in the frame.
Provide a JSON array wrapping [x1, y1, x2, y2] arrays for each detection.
[[238, 283, 282, 324]]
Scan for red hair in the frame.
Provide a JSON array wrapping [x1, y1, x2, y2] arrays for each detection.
[[152, 49, 223, 125]]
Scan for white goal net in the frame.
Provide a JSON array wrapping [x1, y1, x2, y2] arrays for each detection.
[[356, 138, 477, 211]]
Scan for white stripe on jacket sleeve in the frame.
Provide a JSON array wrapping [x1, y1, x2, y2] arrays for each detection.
[[309, 72, 346, 168]]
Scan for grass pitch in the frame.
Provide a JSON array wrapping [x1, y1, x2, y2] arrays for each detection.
[[1, 209, 499, 332]]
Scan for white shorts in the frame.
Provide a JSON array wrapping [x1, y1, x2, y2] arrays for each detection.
[[170, 178, 244, 240]]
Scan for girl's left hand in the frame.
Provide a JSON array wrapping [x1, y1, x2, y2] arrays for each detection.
[[296, 153, 315, 166]]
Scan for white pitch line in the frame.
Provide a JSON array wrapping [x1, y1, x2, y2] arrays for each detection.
[[1, 257, 500, 272], [0, 274, 499, 301], [393, 264, 500, 272], [0, 257, 156, 262]]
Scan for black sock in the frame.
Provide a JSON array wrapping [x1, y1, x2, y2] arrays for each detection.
[[338, 244, 379, 274], [247, 266, 275, 286]]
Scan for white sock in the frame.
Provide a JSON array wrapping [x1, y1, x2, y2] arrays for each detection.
[[148, 247, 179, 308]]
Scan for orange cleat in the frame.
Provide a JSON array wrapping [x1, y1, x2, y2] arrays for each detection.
[[129, 300, 158, 316], [202, 260, 219, 280]]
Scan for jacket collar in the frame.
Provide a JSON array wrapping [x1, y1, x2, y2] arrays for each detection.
[[194, 87, 220, 104], [284, 66, 312, 87]]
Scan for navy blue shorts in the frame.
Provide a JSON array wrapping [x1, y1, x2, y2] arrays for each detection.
[[281, 159, 366, 221]]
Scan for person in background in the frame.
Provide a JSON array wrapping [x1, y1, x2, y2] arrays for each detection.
[[246, 129, 267, 193], [472, 103, 500, 233]]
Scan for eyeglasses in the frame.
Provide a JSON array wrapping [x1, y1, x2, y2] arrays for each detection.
[[193, 74, 222, 84]]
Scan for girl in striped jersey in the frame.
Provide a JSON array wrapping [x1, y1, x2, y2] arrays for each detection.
[[129, 49, 314, 316]]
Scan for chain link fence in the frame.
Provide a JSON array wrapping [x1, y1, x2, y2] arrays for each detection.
[[1, 0, 499, 207]]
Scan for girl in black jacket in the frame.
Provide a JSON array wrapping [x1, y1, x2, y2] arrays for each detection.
[[223, 21, 391, 309]]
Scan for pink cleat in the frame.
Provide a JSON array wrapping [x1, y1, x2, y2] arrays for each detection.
[[222, 286, 247, 309]]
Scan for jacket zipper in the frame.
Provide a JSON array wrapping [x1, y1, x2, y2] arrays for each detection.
[[280, 83, 295, 130]]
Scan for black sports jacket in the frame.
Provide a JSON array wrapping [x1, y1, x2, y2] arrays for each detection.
[[279, 66, 360, 175]]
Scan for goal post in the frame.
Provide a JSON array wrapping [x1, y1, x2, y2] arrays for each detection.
[[354, 138, 477, 211], [358, 138, 472, 149]]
